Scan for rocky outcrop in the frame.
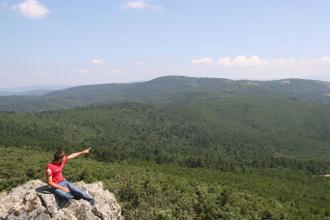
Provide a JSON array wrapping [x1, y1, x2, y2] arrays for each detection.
[[0, 180, 124, 220]]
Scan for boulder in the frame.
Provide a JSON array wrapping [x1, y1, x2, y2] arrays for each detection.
[[0, 180, 124, 220]]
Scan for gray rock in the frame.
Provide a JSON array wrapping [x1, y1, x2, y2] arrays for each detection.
[[0, 180, 124, 220]]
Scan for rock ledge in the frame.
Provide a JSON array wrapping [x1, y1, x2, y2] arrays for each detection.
[[0, 180, 124, 220]]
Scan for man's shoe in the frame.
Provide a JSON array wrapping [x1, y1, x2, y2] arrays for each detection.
[[88, 199, 95, 206]]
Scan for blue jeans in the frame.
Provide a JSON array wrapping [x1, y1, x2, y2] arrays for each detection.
[[51, 179, 94, 202]]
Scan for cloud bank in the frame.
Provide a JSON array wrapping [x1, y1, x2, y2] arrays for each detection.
[[217, 56, 269, 67], [2, 56, 330, 88], [192, 55, 330, 68], [190, 55, 330, 81]]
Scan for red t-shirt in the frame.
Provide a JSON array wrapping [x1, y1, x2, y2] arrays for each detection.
[[45, 156, 69, 183]]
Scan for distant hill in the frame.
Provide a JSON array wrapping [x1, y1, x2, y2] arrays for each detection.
[[0, 76, 330, 112], [0, 85, 70, 97], [0, 89, 54, 96], [0, 91, 12, 96]]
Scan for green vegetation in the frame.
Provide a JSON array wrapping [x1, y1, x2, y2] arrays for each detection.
[[1, 95, 330, 173], [2, 76, 330, 219], [1, 147, 330, 220]]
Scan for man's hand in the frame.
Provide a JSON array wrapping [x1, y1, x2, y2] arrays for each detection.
[[82, 147, 92, 154], [68, 147, 92, 159], [62, 187, 70, 193], [48, 176, 70, 193]]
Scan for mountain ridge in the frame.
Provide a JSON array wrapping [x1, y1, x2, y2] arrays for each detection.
[[1, 75, 330, 112]]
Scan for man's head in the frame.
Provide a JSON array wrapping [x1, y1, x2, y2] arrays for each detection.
[[53, 149, 65, 163]]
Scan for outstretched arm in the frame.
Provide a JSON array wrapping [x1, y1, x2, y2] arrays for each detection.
[[68, 147, 91, 160]]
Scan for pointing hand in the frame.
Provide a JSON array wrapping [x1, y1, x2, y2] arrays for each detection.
[[83, 147, 92, 154]]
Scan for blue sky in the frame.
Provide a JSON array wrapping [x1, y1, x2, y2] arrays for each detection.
[[1, 0, 330, 88]]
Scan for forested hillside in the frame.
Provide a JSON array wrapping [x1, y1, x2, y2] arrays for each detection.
[[1, 94, 330, 173]]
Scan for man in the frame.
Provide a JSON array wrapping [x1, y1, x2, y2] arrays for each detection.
[[45, 147, 95, 205]]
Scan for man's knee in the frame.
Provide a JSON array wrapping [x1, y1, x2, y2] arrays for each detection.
[[70, 186, 93, 199], [67, 182, 79, 191], [53, 190, 74, 199], [61, 182, 93, 200]]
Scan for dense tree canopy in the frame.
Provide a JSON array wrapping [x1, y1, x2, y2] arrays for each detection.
[[1, 95, 330, 173]]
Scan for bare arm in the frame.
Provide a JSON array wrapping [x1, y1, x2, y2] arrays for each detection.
[[47, 176, 70, 192], [68, 147, 91, 160]]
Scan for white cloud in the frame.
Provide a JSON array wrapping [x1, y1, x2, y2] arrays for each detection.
[[90, 59, 106, 65], [0, 73, 5, 76], [11, 0, 49, 18], [321, 56, 330, 63], [217, 57, 232, 66], [217, 55, 269, 67], [125, 1, 146, 10], [216, 55, 330, 67], [123, 1, 164, 11], [192, 57, 214, 65]]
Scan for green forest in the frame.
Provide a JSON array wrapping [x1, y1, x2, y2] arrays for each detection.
[[1, 147, 330, 219], [1, 77, 330, 219]]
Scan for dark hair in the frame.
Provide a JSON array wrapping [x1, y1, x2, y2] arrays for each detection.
[[53, 149, 65, 162]]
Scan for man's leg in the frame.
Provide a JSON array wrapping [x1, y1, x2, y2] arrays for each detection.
[[52, 180, 75, 200], [52, 188, 75, 200], [66, 181, 94, 204]]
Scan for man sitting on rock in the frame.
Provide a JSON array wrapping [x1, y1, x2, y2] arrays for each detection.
[[46, 147, 95, 206]]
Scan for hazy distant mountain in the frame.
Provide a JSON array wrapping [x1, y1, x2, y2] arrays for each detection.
[[0, 76, 330, 112], [0, 85, 70, 96], [0, 91, 12, 96], [0, 89, 55, 96], [17, 89, 55, 96]]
